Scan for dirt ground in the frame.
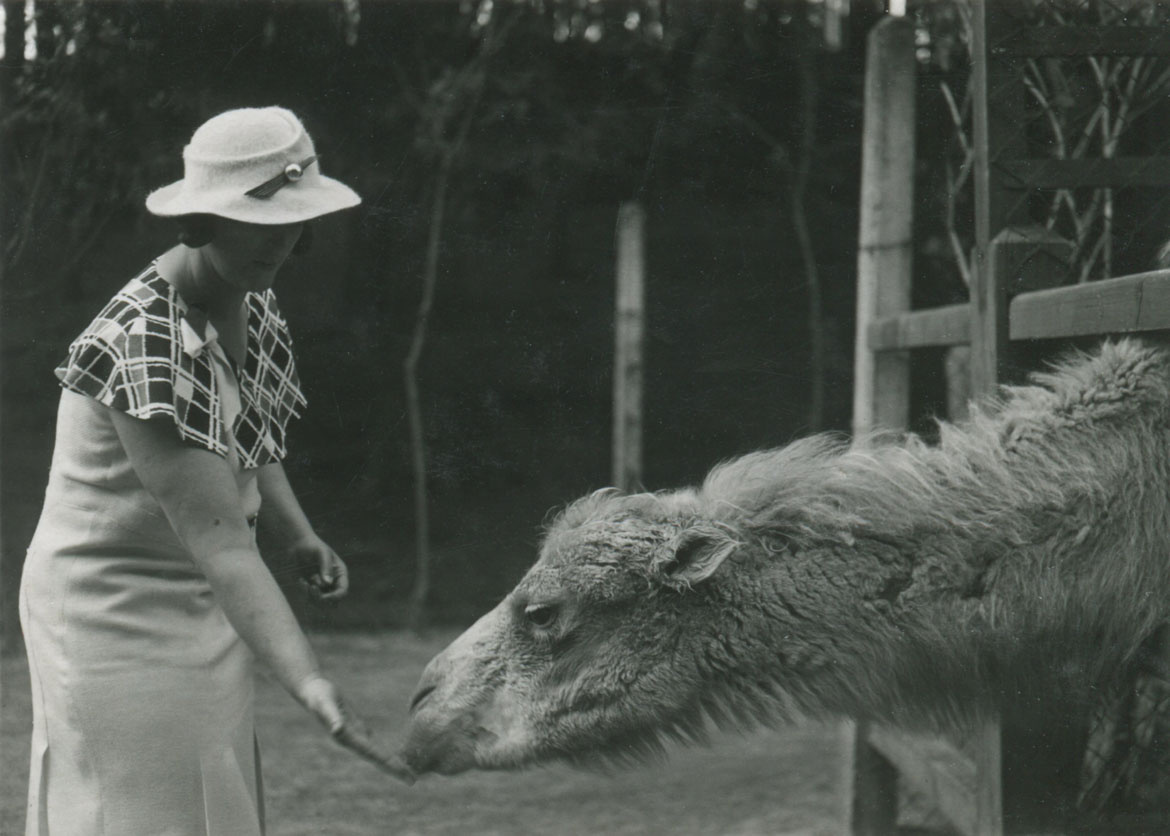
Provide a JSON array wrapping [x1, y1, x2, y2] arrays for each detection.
[[1, 630, 848, 835]]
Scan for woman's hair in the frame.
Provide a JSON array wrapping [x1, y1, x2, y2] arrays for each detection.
[[176, 215, 313, 254], [176, 214, 217, 248]]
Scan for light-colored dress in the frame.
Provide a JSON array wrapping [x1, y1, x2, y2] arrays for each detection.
[[19, 266, 306, 836]]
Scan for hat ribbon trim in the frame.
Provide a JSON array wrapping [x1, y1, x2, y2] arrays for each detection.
[[245, 155, 319, 200]]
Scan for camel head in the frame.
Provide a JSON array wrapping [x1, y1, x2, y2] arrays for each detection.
[[398, 341, 1170, 787], [400, 487, 752, 776]]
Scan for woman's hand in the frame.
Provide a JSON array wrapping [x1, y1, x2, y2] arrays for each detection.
[[297, 676, 415, 785], [254, 463, 348, 601], [287, 535, 349, 601]]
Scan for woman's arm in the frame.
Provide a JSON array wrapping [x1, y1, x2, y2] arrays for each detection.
[[112, 411, 319, 695], [256, 461, 315, 544], [110, 410, 407, 780], [256, 461, 349, 600]]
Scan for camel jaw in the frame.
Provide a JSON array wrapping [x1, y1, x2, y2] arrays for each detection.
[[399, 713, 481, 775], [401, 603, 547, 775], [400, 700, 542, 776]]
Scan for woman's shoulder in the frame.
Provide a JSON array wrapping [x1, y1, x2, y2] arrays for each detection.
[[245, 287, 297, 352], [98, 264, 176, 327], [248, 287, 288, 323], [80, 264, 177, 349]]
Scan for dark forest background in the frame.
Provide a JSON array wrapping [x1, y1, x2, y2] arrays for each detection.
[[5, 0, 1170, 641]]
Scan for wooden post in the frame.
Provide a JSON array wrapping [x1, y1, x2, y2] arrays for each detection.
[[967, 7, 1065, 816], [848, 16, 915, 835], [973, 227, 1073, 394], [971, 720, 1004, 836], [852, 16, 916, 438], [968, 14, 1063, 827], [971, 3, 1030, 397], [945, 346, 971, 422], [843, 720, 899, 836], [823, 0, 845, 52], [613, 202, 645, 492]]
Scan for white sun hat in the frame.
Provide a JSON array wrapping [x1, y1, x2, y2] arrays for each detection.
[[145, 106, 361, 224]]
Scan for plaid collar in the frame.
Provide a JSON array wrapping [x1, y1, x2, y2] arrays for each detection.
[[56, 265, 307, 468]]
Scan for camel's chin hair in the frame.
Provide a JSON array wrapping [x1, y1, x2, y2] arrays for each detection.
[[473, 746, 543, 772], [553, 678, 805, 772]]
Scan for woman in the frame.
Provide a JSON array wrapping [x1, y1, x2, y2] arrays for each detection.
[[19, 106, 409, 836]]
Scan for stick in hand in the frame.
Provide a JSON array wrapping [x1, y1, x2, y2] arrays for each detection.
[[330, 700, 416, 785]]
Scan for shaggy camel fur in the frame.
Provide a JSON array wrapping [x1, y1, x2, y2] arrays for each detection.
[[401, 339, 1170, 794]]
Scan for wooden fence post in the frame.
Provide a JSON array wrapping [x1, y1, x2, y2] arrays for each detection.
[[972, 720, 1004, 836], [852, 15, 916, 438], [844, 719, 900, 835], [945, 346, 972, 423], [970, 1, 1030, 398], [972, 227, 1074, 394], [613, 202, 645, 492], [848, 14, 916, 835]]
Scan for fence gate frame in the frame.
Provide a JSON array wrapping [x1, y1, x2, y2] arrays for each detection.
[[848, 5, 1170, 835]]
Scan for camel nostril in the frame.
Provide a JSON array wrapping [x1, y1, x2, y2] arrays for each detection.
[[410, 684, 436, 713]]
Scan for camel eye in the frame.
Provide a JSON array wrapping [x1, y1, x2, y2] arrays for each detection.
[[523, 603, 558, 630]]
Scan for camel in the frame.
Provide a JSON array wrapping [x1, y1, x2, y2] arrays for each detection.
[[399, 339, 1170, 815]]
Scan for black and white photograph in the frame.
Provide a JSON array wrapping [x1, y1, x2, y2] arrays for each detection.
[[3, 1, 1170, 833]]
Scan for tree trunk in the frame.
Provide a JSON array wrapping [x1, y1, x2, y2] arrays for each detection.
[[2, 0, 24, 83], [403, 79, 485, 630], [0, 0, 24, 654], [402, 153, 450, 631], [34, 0, 60, 62], [791, 46, 824, 432], [1, 0, 25, 241], [612, 203, 645, 492]]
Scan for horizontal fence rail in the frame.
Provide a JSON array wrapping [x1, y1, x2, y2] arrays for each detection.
[[867, 303, 970, 350], [867, 269, 1170, 353], [1011, 269, 1170, 340]]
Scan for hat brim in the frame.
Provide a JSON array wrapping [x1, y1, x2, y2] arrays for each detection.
[[145, 175, 361, 224]]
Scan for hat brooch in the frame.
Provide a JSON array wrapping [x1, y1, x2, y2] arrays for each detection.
[[246, 155, 319, 199]]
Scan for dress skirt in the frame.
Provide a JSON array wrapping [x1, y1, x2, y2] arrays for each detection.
[[20, 391, 264, 836]]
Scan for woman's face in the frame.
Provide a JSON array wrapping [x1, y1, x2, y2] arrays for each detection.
[[203, 218, 305, 293]]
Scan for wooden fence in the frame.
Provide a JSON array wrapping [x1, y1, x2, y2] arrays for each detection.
[[848, 7, 1170, 835]]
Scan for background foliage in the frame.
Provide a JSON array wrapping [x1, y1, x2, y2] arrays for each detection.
[[19, 0, 1170, 635], [0, 0, 887, 634]]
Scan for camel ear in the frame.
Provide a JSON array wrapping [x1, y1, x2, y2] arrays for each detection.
[[655, 525, 739, 588]]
